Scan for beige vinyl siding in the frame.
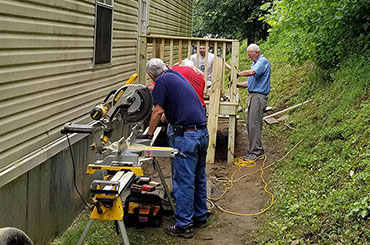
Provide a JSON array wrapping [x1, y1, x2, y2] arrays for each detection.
[[143, 0, 193, 72], [148, 0, 193, 36], [0, 0, 139, 169]]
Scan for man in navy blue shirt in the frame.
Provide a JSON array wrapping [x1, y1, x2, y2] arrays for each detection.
[[236, 44, 271, 162], [144, 58, 209, 238]]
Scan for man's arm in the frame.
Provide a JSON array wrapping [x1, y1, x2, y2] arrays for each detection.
[[236, 69, 255, 88], [225, 62, 231, 70], [147, 104, 164, 136], [238, 69, 256, 77]]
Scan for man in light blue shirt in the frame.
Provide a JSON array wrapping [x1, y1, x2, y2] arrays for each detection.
[[236, 44, 271, 162]]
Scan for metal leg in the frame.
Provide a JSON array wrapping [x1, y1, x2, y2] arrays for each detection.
[[153, 158, 176, 215], [117, 220, 130, 245], [78, 219, 94, 245]]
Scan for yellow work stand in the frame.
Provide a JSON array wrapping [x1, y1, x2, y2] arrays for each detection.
[[77, 171, 135, 245]]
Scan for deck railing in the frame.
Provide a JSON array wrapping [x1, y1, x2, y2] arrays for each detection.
[[137, 35, 240, 163]]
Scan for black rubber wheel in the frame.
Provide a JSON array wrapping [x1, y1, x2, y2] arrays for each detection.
[[0, 227, 33, 245]]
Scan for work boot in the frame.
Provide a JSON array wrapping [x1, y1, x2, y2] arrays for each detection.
[[165, 224, 193, 238], [193, 219, 208, 228]]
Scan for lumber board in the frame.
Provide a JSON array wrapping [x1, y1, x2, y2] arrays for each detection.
[[138, 36, 147, 85], [206, 57, 223, 164], [221, 42, 226, 95], [187, 40, 192, 58], [160, 38, 165, 60], [263, 99, 313, 120], [264, 117, 279, 125], [226, 41, 239, 163], [178, 40, 183, 64], [203, 41, 209, 88], [141, 34, 237, 43], [228, 115, 236, 163], [169, 39, 174, 66]]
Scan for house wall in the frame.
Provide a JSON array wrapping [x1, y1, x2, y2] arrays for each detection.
[[0, 0, 139, 171], [0, 0, 193, 244], [149, 0, 193, 36], [0, 136, 97, 244]]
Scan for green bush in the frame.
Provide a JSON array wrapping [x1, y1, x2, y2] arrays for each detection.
[[263, 0, 370, 68]]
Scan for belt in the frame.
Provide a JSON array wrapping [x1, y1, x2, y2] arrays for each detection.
[[183, 124, 207, 132], [249, 91, 268, 96]]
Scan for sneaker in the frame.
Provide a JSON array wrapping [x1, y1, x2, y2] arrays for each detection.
[[165, 224, 193, 238], [193, 220, 208, 228], [242, 153, 258, 162]]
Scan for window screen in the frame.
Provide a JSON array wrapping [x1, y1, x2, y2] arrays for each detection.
[[94, 2, 113, 65]]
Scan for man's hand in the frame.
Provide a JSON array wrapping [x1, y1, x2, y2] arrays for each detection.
[[236, 82, 248, 88], [137, 134, 153, 140]]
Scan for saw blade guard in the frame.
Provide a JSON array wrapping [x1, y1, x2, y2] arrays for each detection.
[[109, 84, 153, 123]]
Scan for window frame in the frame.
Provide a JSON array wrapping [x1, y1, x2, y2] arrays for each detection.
[[93, 0, 114, 67]]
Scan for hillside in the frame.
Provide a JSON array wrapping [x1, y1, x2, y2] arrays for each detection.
[[240, 40, 369, 243]]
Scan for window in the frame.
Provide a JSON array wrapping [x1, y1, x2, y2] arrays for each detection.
[[94, 0, 113, 65]]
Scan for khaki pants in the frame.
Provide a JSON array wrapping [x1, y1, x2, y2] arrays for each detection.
[[246, 93, 267, 155]]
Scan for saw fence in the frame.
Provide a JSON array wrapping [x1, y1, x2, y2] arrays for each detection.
[[137, 35, 240, 163]]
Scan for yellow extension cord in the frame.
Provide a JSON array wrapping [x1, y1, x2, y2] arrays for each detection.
[[207, 155, 275, 216]]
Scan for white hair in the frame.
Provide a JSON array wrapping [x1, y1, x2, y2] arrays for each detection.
[[180, 59, 203, 75], [146, 58, 168, 77], [247, 43, 260, 52]]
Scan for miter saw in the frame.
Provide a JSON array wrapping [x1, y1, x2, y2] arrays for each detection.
[[61, 76, 179, 245]]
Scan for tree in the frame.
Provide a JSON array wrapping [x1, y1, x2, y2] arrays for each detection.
[[263, 0, 370, 68], [193, 0, 272, 43]]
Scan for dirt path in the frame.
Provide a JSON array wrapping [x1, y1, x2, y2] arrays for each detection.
[[148, 122, 280, 245]]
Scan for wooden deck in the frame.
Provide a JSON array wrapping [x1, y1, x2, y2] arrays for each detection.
[[137, 35, 240, 163]]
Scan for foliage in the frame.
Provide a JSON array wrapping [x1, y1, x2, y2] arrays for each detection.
[[193, 0, 272, 43], [254, 40, 370, 243], [262, 0, 370, 68]]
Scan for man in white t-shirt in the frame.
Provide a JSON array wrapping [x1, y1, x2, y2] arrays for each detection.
[[190, 46, 231, 89]]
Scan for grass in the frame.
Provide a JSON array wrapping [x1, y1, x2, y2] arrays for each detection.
[[51, 209, 180, 245], [252, 41, 370, 244], [52, 200, 219, 245]]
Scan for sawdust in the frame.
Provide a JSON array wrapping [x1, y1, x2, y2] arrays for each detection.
[[145, 121, 281, 245]]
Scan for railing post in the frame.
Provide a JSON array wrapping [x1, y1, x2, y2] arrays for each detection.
[[222, 42, 227, 95], [178, 40, 183, 64], [195, 40, 200, 67], [227, 40, 239, 163], [206, 57, 223, 164], [187, 40, 192, 59], [204, 41, 209, 90], [169, 39, 174, 67], [153, 38, 157, 58], [230, 41, 239, 102], [138, 36, 147, 85], [160, 38, 165, 60]]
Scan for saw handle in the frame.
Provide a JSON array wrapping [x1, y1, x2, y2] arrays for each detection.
[[61, 123, 94, 134]]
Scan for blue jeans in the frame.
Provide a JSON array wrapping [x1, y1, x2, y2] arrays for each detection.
[[167, 125, 209, 227]]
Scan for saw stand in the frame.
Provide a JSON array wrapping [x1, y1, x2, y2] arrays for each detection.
[[64, 124, 179, 245], [62, 84, 181, 244]]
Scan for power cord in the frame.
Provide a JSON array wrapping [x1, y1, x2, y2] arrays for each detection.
[[207, 155, 274, 216], [65, 134, 91, 210], [207, 139, 304, 216]]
